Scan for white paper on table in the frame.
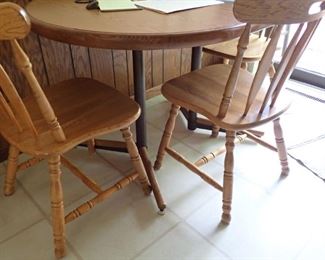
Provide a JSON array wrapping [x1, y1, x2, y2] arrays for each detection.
[[134, 0, 224, 14]]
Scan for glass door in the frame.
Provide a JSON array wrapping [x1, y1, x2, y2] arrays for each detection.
[[283, 19, 325, 88]]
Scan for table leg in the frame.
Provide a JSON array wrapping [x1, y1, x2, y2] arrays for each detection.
[[183, 46, 202, 130], [132, 50, 166, 212]]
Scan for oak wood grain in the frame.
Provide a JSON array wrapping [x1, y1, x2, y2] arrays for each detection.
[[39, 36, 74, 85], [154, 0, 324, 225], [1, 5, 164, 259], [152, 50, 164, 86], [70, 45, 92, 78], [163, 49, 181, 81], [26, 0, 243, 50], [89, 48, 115, 87]]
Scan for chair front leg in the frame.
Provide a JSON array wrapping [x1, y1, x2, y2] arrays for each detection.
[[4, 145, 20, 196], [222, 130, 235, 225], [273, 118, 289, 175], [154, 104, 180, 170], [48, 155, 66, 258], [121, 127, 151, 195]]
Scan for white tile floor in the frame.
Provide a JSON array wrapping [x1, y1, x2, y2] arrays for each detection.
[[1, 82, 325, 260]]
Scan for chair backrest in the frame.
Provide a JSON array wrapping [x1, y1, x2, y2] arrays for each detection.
[[0, 3, 66, 143], [217, 0, 325, 118]]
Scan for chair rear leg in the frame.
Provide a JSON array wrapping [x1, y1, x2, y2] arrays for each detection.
[[87, 139, 96, 155], [273, 118, 289, 175], [121, 127, 151, 195], [4, 145, 20, 196], [222, 130, 235, 225], [154, 104, 180, 170], [48, 155, 66, 259], [268, 64, 276, 79], [211, 125, 220, 138], [223, 58, 230, 65]]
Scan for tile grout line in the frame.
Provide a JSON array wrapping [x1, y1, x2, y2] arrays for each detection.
[[288, 152, 325, 182], [0, 218, 45, 245], [16, 178, 85, 260], [182, 221, 233, 260], [96, 149, 132, 175], [128, 219, 182, 260]]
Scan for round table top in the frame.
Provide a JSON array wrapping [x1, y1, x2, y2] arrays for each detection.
[[26, 0, 244, 50]]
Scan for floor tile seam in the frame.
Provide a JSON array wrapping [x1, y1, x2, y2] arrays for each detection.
[[17, 178, 54, 219], [287, 152, 325, 182], [0, 218, 45, 245], [18, 178, 88, 260], [292, 239, 314, 260], [232, 169, 279, 196], [292, 219, 325, 260], [181, 221, 232, 260], [183, 191, 221, 220], [95, 150, 132, 175], [128, 220, 184, 260], [146, 121, 193, 142], [177, 189, 221, 219], [287, 133, 325, 150], [17, 176, 102, 223], [64, 239, 85, 260]]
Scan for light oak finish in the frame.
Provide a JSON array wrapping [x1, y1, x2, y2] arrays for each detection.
[[204, 33, 271, 63], [0, 3, 163, 258], [26, 0, 243, 50], [204, 30, 275, 137], [0, 0, 217, 161], [155, 0, 324, 224], [17, 0, 249, 221]]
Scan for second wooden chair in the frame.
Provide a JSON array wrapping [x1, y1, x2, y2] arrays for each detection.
[[154, 0, 324, 224]]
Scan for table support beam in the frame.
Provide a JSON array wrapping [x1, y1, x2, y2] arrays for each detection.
[[184, 46, 202, 131]]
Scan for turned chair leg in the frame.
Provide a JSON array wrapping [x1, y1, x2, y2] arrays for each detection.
[[211, 125, 220, 138], [48, 155, 66, 259], [273, 118, 289, 175], [87, 139, 96, 155], [222, 130, 235, 224], [4, 145, 20, 196], [154, 104, 180, 170], [268, 64, 276, 80], [241, 62, 248, 70], [223, 58, 230, 65], [121, 127, 151, 195]]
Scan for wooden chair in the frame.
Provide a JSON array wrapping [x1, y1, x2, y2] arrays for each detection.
[[154, 0, 325, 224], [0, 3, 163, 258], [203, 32, 276, 77]]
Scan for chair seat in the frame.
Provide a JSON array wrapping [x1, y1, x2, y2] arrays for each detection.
[[162, 64, 290, 130], [203, 34, 270, 62], [0, 78, 140, 156]]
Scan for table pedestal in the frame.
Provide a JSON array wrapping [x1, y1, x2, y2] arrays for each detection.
[[133, 50, 166, 212]]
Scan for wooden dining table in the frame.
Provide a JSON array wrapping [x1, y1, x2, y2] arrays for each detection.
[[26, 0, 245, 209]]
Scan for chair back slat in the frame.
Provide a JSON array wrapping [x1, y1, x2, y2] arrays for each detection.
[[270, 19, 321, 106], [243, 25, 283, 115], [0, 2, 66, 143], [10, 40, 66, 142], [217, 24, 251, 118], [234, 0, 325, 24], [0, 91, 23, 132], [216, 0, 324, 119], [0, 64, 37, 135], [259, 23, 305, 113]]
